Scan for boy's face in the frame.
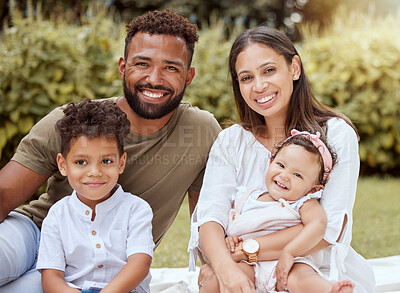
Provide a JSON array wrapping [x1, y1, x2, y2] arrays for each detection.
[[265, 144, 323, 201], [57, 136, 126, 207]]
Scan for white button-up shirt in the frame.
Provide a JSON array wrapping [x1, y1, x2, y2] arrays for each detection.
[[37, 185, 154, 292]]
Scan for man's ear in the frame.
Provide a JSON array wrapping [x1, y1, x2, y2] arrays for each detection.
[[57, 153, 68, 176], [118, 57, 126, 80], [309, 184, 324, 194], [185, 67, 195, 87]]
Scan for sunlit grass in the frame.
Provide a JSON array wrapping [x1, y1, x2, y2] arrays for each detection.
[[152, 177, 400, 267]]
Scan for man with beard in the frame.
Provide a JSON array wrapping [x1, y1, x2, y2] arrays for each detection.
[[0, 10, 221, 292]]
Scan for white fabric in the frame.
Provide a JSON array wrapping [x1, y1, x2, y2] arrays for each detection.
[[149, 256, 400, 293], [193, 119, 375, 292], [37, 185, 155, 292], [226, 187, 323, 292]]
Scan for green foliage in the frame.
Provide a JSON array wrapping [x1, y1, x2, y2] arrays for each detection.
[[300, 10, 400, 173], [184, 21, 238, 125], [0, 2, 123, 166]]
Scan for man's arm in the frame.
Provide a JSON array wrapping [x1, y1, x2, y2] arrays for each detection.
[[101, 253, 152, 293], [0, 161, 48, 222], [187, 188, 199, 217]]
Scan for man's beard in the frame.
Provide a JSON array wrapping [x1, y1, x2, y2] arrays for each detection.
[[123, 78, 186, 120]]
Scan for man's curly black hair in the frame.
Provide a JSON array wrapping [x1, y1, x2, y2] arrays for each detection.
[[55, 99, 130, 157], [124, 10, 198, 66]]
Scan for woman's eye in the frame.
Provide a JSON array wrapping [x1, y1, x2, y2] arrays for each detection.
[[239, 76, 252, 82], [75, 160, 87, 165], [264, 67, 275, 74]]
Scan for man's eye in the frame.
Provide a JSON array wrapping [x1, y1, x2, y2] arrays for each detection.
[[166, 66, 177, 71]]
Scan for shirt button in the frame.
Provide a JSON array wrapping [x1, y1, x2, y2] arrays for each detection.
[[98, 265, 103, 268], [92, 230, 97, 236], [232, 214, 235, 220], [85, 210, 90, 215], [96, 244, 101, 249]]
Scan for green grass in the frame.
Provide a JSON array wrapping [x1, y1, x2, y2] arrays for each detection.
[[151, 176, 400, 268]]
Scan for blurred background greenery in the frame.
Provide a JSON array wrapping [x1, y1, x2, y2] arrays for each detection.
[[1, 0, 399, 265]]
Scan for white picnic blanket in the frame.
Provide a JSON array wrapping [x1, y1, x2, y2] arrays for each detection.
[[150, 255, 400, 293]]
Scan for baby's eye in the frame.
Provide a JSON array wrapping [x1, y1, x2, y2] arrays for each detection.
[[293, 173, 303, 179], [75, 160, 87, 165], [277, 162, 284, 168], [102, 159, 113, 164]]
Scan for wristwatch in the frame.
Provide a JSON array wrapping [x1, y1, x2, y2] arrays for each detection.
[[241, 238, 260, 263]]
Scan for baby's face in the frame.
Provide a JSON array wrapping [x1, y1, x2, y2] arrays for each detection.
[[265, 144, 321, 201]]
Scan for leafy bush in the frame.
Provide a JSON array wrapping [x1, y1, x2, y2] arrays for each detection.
[[0, 2, 123, 166], [184, 21, 238, 125], [300, 10, 400, 173]]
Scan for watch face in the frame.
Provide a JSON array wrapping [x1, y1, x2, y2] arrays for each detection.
[[243, 239, 259, 254]]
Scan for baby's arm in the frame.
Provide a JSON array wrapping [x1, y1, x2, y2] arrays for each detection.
[[101, 253, 152, 293], [41, 269, 80, 293], [225, 235, 243, 253], [275, 198, 327, 287]]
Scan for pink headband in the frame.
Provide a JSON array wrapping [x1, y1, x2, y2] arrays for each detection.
[[287, 129, 333, 180]]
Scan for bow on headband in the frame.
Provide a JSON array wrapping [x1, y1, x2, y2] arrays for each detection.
[[288, 129, 333, 180]]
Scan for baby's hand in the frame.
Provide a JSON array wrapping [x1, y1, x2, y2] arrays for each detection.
[[275, 250, 295, 291], [225, 235, 242, 253]]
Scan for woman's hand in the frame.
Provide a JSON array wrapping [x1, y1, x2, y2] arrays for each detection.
[[214, 263, 256, 293]]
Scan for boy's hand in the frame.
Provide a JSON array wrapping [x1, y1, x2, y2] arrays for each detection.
[[275, 250, 294, 291], [225, 235, 242, 253]]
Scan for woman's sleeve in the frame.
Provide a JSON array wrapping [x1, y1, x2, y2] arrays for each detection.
[[321, 118, 360, 244], [196, 128, 239, 230]]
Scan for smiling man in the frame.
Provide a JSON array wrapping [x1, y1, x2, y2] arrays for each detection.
[[0, 10, 221, 292]]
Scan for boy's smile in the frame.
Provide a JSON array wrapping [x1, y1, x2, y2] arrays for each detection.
[[57, 136, 126, 209]]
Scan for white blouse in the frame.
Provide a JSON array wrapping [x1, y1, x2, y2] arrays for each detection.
[[194, 118, 375, 293]]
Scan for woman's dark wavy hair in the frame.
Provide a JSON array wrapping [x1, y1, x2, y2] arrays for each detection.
[[55, 99, 130, 157], [272, 134, 337, 185], [124, 10, 198, 67], [228, 25, 357, 139]]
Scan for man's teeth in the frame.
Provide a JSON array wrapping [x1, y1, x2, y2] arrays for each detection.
[[257, 93, 276, 103], [276, 181, 287, 189], [143, 90, 164, 99]]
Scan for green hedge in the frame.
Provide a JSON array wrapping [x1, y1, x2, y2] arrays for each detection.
[[1, 8, 399, 174], [0, 6, 123, 166], [300, 11, 400, 173]]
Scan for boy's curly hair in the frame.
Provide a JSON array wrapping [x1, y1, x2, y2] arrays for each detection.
[[124, 10, 198, 66], [55, 99, 130, 157]]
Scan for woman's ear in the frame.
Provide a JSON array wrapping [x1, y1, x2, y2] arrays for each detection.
[[291, 55, 301, 80], [57, 153, 68, 176]]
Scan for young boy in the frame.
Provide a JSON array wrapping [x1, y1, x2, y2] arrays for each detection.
[[36, 99, 155, 293]]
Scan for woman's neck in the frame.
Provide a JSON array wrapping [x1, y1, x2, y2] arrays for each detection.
[[256, 117, 286, 151]]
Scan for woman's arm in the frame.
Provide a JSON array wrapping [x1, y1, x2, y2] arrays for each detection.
[[199, 222, 256, 293], [101, 253, 152, 293], [41, 269, 80, 293]]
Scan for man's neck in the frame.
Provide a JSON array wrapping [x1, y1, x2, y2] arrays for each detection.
[[116, 97, 175, 136]]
